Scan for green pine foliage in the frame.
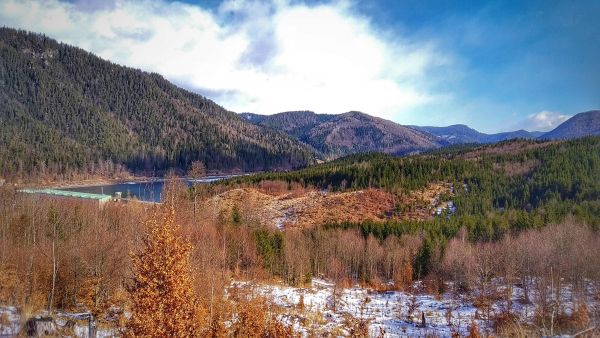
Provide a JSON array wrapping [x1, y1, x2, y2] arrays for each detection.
[[0, 28, 316, 179], [226, 137, 600, 222], [225, 137, 600, 276]]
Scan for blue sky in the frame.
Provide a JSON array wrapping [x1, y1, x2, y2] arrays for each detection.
[[1, 0, 598, 132]]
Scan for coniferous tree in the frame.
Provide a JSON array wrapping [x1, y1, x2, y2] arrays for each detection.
[[126, 204, 206, 337]]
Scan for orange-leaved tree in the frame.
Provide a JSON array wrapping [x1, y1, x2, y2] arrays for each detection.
[[126, 203, 206, 337]]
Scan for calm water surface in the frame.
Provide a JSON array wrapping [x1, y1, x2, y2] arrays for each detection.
[[60, 176, 233, 202]]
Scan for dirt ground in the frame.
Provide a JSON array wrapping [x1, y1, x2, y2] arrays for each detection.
[[204, 183, 450, 229]]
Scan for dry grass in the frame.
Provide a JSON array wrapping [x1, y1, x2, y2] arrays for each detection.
[[555, 303, 590, 333], [205, 188, 396, 229], [466, 321, 482, 338], [493, 312, 522, 335], [205, 182, 450, 229], [0, 312, 10, 327]]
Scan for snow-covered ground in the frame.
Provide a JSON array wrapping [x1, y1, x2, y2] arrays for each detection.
[[233, 278, 600, 337], [0, 306, 20, 336], [235, 279, 481, 337], [2, 279, 597, 337], [0, 307, 119, 337]]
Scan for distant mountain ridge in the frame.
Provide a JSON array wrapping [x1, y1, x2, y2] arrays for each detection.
[[540, 110, 600, 140], [409, 111, 599, 142], [0, 28, 317, 178], [411, 124, 544, 144], [242, 110, 599, 155], [241, 111, 440, 157]]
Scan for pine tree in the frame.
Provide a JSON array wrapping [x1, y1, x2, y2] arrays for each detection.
[[126, 204, 206, 337]]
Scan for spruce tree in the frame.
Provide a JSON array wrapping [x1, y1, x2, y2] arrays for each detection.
[[126, 204, 205, 337]]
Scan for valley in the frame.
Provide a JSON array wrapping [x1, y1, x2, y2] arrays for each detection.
[[1, 135, 599, 337], [0, 20, 599, 338]]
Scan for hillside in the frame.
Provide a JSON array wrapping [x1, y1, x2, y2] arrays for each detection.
[[541, 110, 600, 139], [222, 136, 600, 230], [414, 111, 600, 144], [0, 28, 316, 179], [489, 129, 545, 142], [411, 124, 543, 144], [243, 111, 551, 154], [241, 111, 333, 139], [242, 111, 440, 157]]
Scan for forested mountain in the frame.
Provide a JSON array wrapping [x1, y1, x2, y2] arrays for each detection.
[[541, 110, 600, 139], [2, 27, 596, 182], [225, 136, 600, 241], [242, 111, 553, 154], [491, 129, 545, 142], [219, 135, 600, 281], [0, 28, 317, 179], [241, 110, 440, 157], [411, 124, 543, 144], [413, 111, 600, 143], [241, 111, 333, 139]]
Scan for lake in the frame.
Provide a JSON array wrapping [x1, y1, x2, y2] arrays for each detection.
[[60, 176, 234, 202]]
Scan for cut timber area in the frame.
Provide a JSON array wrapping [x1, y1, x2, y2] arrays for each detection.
[[205, 183, 450, 229]]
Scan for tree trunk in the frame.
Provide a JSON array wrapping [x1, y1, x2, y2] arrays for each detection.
[[49, 221, 57, 313]]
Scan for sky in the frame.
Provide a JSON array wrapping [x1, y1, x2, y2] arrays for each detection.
[[1, 0, 598, 133]]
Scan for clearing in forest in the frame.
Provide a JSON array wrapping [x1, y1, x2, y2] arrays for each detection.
[[205, 183, 451, 229]]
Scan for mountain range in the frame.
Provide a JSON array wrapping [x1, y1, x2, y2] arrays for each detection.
[[409, 124, 545, 144], [1, 27, 598, 179], [242, 110, 599, 157], [410, 112, 600, 143]]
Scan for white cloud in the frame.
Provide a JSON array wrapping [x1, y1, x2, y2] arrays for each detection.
[[525, 111, 571, 131], [0, 0, 451, 120]]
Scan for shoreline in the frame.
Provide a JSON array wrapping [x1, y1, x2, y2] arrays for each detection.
[[46, 173, 245, 189], [3, 170, 249, 190], [49, 176, 157, 189]]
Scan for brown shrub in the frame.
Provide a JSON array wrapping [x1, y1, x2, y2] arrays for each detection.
[[0, 264, 18, 305], [466, 321, 482, 338], [231, 296, 295, 337], [555, 303, 590, 333], [344, 314, 370, 337], [493, 312, 520, 335], [0, 313, 10, 328]]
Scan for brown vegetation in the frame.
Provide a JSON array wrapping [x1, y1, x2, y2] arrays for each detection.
[[205, 182, 449, 230], [1, 181, 599, 336], [206, 187, 396, 229], [493, 159, 540, 177], [461, 140, 558, 160], [442, 219, 600, 336]]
